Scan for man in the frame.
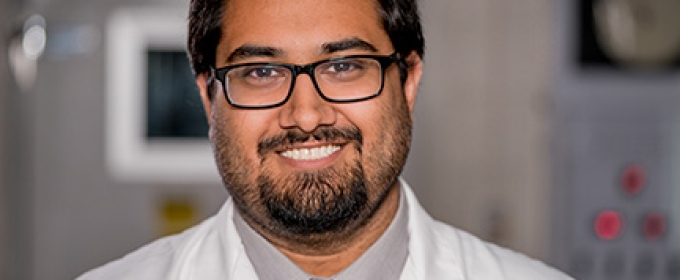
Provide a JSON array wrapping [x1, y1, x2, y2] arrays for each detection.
[[80, 0, 573, 279]]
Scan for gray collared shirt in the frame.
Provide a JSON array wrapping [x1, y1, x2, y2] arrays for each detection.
[[233, 188, 409, 280]]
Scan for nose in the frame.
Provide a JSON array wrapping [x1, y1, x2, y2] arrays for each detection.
[[279, 74, 337, 132]]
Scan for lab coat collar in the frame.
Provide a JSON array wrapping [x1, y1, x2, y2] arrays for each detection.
[[400, 178, 465, 280], [216, 197, 259, 280], [211, 178, 465, 280]]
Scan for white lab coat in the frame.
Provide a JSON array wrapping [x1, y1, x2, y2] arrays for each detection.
[[78, 180, 573, 279]]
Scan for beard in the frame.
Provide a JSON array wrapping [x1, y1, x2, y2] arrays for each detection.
[[209, 96, 412, 241], [259, 149, 368, 235], [257, 125, 369, 236]]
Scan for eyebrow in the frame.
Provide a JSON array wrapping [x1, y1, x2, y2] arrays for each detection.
[[224, 37, 379, 64], [322, 37, 378, 54], [225, 45, 284, 63]]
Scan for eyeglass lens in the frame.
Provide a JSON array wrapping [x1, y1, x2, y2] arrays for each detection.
[[224, 57, 384, 107]]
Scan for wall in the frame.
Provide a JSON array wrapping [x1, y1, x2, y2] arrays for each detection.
[[23, 0, 557, 279], [1, 1, 32, 279], [408, 0, 554, 259], [0, 0, 9, 277], [28, 1, 226, 279]]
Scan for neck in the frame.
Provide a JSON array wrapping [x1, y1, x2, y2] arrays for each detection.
[[248, 183, 401, 277]]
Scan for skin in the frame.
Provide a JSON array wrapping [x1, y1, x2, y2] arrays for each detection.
[[196, 0, 422, 276]]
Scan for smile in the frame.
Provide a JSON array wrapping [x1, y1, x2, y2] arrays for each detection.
[[280, 145, 341, 161]]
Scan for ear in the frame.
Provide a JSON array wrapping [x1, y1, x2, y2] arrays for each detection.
[[196, 73, 213, 125], [402, 51, 422, 113]]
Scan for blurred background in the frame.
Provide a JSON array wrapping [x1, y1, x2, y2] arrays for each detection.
[[2, 0, 680, 279]]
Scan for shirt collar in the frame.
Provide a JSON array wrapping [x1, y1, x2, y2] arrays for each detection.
[[233, 186, 409, 280]]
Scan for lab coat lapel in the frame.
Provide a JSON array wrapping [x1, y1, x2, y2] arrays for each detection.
[[218, 197, 259, 280], [401, 180, 465, 280]]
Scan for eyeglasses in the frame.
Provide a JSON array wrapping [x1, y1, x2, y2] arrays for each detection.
[[213, 52, 400, 109]]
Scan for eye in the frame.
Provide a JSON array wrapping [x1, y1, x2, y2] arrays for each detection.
[[229, 65, 289, 88], [242, 65, 288, 81], [317, 58, 374, 83], [242, 66, 283, 79], [324, 60, 364, 74]]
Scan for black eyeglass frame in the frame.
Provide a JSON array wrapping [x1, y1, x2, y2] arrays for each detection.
[[212, 52, 401, 109]]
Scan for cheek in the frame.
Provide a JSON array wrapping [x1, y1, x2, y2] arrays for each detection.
[[338, 98, 405, 159], [347, 83, 409, 135], [210, 105, 273, 168]]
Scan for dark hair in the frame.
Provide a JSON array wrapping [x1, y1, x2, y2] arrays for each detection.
[[187, 0, 424, 89], [187, 0, 225, 76]]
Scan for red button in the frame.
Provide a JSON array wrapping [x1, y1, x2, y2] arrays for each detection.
[[643, 212, 666, 240], [595, 210, 623, 241], [621, 165, 645, 195]]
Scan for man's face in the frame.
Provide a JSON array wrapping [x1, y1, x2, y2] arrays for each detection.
[[198, 0, 421, 240]]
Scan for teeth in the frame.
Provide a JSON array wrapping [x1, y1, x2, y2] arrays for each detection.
[[280, 145, 341, 160]]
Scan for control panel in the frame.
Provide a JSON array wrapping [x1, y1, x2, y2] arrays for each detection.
[[563, 123, 680, 280], [552, 1, 680, 279]]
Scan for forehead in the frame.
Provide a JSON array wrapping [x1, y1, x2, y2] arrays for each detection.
[[218, 0, 392, 62]]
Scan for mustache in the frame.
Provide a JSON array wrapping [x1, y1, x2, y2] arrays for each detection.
[[258, 126, 363, 155]]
